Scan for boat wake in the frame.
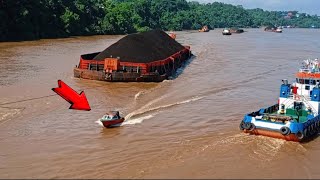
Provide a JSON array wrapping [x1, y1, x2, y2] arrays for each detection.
[[121, 114, 154, 125], [95, 119, 104, 127], [199, 133, 290, 162], [134, 80, 172, 101], [134, 91, 143, 100], [125, 96, 203, 122], [0, 108, 22, 125], [95, 95, 203, 127]]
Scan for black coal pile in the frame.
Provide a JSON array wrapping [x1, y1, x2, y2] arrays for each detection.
[[93, 29, 185, 63]]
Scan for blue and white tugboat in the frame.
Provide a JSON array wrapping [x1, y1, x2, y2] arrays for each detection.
[[240, 59, 320, 142]]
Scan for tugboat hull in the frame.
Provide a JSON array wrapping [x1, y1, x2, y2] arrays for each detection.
[[242, 129, 300, 142], [240, 103, 320, 142]]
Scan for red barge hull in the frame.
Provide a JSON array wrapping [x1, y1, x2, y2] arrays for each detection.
[[74, 46, 191, 82]]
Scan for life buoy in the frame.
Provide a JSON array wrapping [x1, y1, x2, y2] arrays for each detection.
[[280, 126, 290, 135], [296, 131, 304, 140]]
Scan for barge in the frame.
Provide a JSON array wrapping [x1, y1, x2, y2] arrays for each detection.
[[240, 59, 320, 142], [74, 30, 192, 82]]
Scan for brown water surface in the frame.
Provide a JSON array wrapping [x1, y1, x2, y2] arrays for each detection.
[[1, 29, 320, 179]]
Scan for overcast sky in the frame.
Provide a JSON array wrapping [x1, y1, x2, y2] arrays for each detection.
[[193, 0, 320, 15]]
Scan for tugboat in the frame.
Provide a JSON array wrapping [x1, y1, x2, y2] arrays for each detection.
[[100, 111, 125, 128], [222, 28, 232, 35], [240, 59, 320, 142]]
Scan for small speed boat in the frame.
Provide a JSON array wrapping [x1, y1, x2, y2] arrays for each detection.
[[100, 111, 125, 128]]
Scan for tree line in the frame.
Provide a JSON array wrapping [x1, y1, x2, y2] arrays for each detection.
[[1, 0, 319, 41]]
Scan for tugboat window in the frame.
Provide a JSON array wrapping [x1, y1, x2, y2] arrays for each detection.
[[305, 79, 310, 84], [299, 79, 304, 84], [305, 85, 310, 90]]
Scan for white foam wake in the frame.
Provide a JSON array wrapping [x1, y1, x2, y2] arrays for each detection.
[[121, 114, 154, 125], [125, 96, 203, 121], [134, 91, 143, 100], [95, 96, 203, 127], [95, 119, 104, 127]]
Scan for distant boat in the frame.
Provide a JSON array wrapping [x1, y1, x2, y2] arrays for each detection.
[[222, 28, 231, 35], [168, 32, 176, 39], [199, 25, 210, 32], [230, 27, 244, 34], [275, 27, 283, 33], [264, 26, 282, 33]]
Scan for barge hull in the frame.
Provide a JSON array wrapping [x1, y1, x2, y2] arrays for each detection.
[[74, 47, 191, 82]]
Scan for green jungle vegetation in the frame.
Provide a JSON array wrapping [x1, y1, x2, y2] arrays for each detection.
[[1, 0, 320, 41]]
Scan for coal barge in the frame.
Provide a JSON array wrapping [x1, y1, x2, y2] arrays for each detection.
[[74, 30, 192, 82]]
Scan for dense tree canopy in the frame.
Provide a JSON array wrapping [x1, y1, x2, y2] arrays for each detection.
[[0, 0, 319, 41]]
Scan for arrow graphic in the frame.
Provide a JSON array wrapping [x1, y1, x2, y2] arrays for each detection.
[[52, 80, 91, 111]]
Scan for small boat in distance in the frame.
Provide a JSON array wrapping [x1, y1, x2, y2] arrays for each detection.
[[100, 111, 125, 128], [199, 25, 210, 32], [264, 26, 283, 33], [222, 28, 231, 35], [275, 27, 283, 33], [168, 32, 176, 39], [230, 27, 244, 33]]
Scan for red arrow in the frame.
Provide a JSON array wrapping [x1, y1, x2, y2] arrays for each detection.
[[52, 80, 91, 111]]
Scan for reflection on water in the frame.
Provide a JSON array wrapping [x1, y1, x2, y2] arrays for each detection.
[[1, 29, 320, 178]]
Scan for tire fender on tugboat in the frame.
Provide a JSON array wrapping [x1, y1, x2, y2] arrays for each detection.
[[248, 123, 256, 131], [239, 121, 246, 130], [303, 128, 309, 138], [296, 131, 304, 140], [244, 122, 252, 130], [280, 126, 290, 135]]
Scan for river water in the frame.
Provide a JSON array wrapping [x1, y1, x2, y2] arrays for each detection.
[[1, 29, 320, 179]]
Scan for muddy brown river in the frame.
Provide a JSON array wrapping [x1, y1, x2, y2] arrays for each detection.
[[1, 29, 320, 179]]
